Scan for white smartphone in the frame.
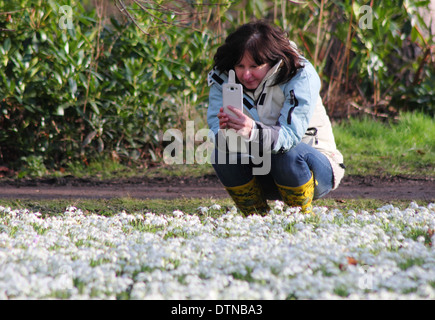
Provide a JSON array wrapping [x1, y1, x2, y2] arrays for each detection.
[[222, 70, 243, 118]]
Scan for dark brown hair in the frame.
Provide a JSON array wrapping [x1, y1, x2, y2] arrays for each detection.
[[213, 20, 304, 85]]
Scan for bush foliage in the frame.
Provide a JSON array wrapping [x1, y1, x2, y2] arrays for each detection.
[[0, 0, 434, 173], [0, 0, 214, 171]]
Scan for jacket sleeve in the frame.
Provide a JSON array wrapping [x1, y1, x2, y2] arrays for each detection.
[[207, 70, 233, 152], [207, 81, 222, 136], [252, 62, 321, 154]]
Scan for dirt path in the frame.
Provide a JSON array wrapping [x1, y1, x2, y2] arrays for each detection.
[[0, 175, 434, 201]]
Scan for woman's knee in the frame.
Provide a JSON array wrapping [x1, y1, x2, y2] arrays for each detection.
[[270, 149, 311, 186], [211, 149, 254, 187]]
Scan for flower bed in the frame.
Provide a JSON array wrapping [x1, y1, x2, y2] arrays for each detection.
[[0, 202, 434, 299]]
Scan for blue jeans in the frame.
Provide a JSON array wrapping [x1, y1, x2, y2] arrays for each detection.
[[212, 142, 333, 200]]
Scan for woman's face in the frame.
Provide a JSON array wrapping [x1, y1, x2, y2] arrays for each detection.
[[234, 53, 271, 90]]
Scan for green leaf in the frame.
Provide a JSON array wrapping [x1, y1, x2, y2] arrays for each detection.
[[89, 101, 100, 115], [54, 72, 63, 85], [3, 38, 11, 53], [161, 65, 172, 80], [68, 78, 77, 99], [82, 131, 97, 147], [40, 30, 47, 42]]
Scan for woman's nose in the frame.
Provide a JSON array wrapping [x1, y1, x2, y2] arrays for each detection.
[[241, 69, 251, 80]]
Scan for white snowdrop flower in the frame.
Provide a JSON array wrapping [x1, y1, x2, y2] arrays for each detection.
[[172, 210, 183, 217], [197, 206, 208, 215], [320, 213, 334, 222], [151, 215, 168, 227], [130, 282, 147, 299], [347, 209, 356, 217], [144, 212, 155, 219], [65, 206, 77, 212], [417, 235, 426, 243], [313, 206, 328, 216], [134, 214, 144, 221], [273, 200, 284, 211], [210, 204, 221, 210], [409, 202, 419, 209], [379, 204, 395, 212], [1, 202, 435, 299], [225, 206, 237, 215], [417, 284, 435, 299]]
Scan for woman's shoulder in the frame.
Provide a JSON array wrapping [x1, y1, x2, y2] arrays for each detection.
[[281, 58, 318, 85], [295, 58, 317, 78], [277, 59, 321, 99], [207, 68, 228, 87]]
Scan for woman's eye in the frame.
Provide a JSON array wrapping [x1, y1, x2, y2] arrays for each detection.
[[235, 65, 259, 69], [255, 64, 267, 69]]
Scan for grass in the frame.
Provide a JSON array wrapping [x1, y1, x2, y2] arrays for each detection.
[[0, 197, 431, 218], [10, 111, 433, 180], [333, 112, 435, 177], [1, 111, 433, 216], [62, 160, 216, 180], [0, 197, 231, 217], [40, 111, 434, 180]]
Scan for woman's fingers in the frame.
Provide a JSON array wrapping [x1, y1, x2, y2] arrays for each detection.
[[219, 107, 252, 137], [224, 106, 252, 139], [227, 106, 243, 118], [218, 108, 229, 129]]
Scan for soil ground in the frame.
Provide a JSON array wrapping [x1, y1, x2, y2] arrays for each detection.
[[0, 174, 434, 202]]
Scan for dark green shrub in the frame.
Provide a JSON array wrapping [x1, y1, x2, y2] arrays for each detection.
[[0, 0, 214, 171], [1, 0, 433, 176]]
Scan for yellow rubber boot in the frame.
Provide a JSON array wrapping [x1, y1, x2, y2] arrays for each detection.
[[225, 177, 269, 216], [276, 173, 315, 214]]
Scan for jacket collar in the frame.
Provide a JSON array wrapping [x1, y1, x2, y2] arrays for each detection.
[[247, 60, 282, 100]]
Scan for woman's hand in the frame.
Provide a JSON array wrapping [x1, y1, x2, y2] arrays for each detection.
[[218, 106, 253, 139]]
